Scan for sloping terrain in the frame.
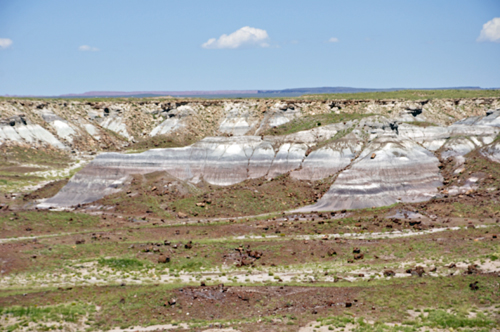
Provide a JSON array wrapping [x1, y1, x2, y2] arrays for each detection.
[[1, 94, 500, 332], [1, 96, 499, 152], [40, 106, 500, 213]]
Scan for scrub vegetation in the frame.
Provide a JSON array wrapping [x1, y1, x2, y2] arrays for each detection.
[[303, 88, 500, 100]]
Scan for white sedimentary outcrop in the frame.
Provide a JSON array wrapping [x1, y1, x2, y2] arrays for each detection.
[[268, 108, 300, 127], [83, 123, 101, 140], [455, 109, 500, 127], [41, 110, 500, 210], [40, 136, 311, 207], [218, 102, 260, 136], [40, 111, 79, 143], [0, 114, 67, 148], [482, 140, 500, 163], [2, 98, 499, 149], [2, 98, 499, 211], [291, 130, 364, 181], [150, 105, 193, 136], [0, 123, 66, 148], [100, 115, 130, 139], [300, 135, 442, 211]]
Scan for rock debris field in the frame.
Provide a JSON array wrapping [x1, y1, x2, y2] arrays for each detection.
[[1, 94, 500, 331]]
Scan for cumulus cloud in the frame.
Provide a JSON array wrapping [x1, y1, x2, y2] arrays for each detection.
[[79, 45, 99, 52], [477, 17, 500, 43], [0, 38, 13, 49], [202, 26, 269, 49], [328, 37, 339, 43]]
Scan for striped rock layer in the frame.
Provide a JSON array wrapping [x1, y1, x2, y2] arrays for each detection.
[[41, 111, 500, 211]]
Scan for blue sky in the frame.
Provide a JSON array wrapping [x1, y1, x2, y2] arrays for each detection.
[[0, 0, 499, 95]]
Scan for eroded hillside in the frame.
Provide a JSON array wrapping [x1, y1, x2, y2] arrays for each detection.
[[1, 96, 499, 199], [1, 96, 500, 332], [1, 97, 498, 152], [15, 98, 499, 214]]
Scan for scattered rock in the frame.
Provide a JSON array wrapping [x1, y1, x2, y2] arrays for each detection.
[[247, 250, 263, 259], [238, 294, 250, 301], [158, 255, 170, 263], [383, 270, 396, 277], [469, 281, 479, 291], [406, 266, 425, 277], [466, 264, 479, 274], [327, 248, 337, 256], [353, 253, 364, 260]]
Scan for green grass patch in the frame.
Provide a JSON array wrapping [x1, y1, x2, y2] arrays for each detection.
[[0, 211, 99, 235], [0, 145, 71, 168], [317, 310, 495, 331], [303, 89, 500, 101], [0, 303, 95, 323], [449, 201, 500, 218], [98, 257, 146, 270], [168, 256, 214, 272], [125, 134, 198, 153], [422, 309, 493, 329], [263, 112, 373, 136], [26, 242, 134, 273], [360, 275, 500, 322], [403, 121, 438, 127], [310, 126, 357, 152]]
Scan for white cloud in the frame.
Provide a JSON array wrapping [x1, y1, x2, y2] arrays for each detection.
[[202, 26, 269, 49], [328, 37, 339, 43], [477, 17, 500, 43], [79, 45, 99, 52], [0, 38, 13, 49]]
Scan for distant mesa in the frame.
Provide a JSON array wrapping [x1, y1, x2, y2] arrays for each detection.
[[2, 86, 487, 99], [59, 90, 259, 98]]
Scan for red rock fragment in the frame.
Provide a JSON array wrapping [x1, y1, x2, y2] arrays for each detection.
[[383, 270, 396, 277], [354, 253, 364, 260], [158, 255, 170, 263]]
